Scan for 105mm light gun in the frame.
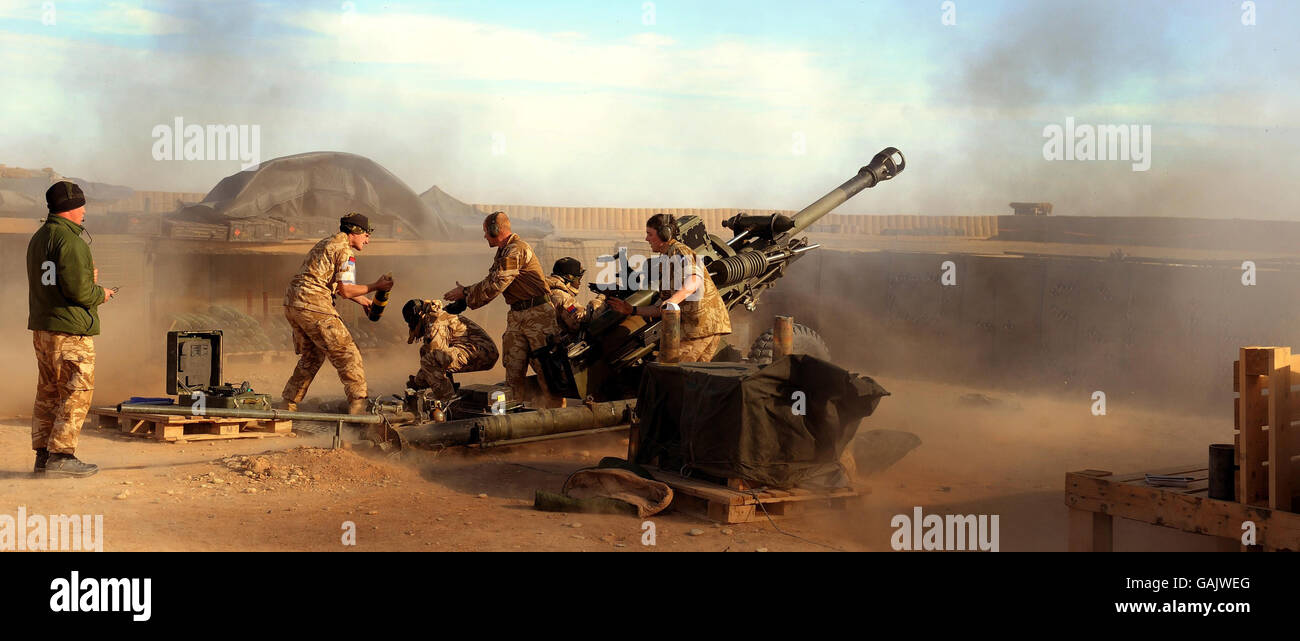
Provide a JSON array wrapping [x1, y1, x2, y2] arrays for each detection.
[[535, 147, 905, 401]]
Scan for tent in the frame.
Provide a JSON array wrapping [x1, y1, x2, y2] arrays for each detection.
[[174, 151, 452, 240]]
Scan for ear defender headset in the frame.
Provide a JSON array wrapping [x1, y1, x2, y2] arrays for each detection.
[[649, 213, 678, 243], [485, 211, 504, 237]]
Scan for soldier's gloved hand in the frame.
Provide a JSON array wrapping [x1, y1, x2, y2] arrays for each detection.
[[374, 274, 394, 292], [444, 299, 468, 315]]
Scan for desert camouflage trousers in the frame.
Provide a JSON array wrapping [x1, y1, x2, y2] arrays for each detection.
[[503, 303, 562, 408], [31, 330, 95, 454], [415, 336, 500, 401], [282, 306, 368, 404], [677, 334, 721, 363]]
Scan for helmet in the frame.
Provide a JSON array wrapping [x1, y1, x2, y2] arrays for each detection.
[[552, 257, 584, 284]]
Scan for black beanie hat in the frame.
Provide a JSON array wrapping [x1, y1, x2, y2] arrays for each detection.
[[46, 181, 86, 215], [340, 212, 374, 234]]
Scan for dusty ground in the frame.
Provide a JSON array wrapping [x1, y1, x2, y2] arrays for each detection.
[[0, 359, 1233, 552]]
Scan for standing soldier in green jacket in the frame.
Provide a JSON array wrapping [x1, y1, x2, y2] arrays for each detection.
[[26, 181, 114, 477]]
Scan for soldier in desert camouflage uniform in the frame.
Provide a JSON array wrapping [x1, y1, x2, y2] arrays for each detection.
[[444, 212, 563, 407], [403, 298, 499, 401], [606, 213, 732, 362], [281, 213, 393, 415], [26, 181, 115, 477], [545, 257, 605, 338]]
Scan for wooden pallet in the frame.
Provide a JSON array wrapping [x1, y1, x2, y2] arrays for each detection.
[[92, 408, 292, 443], [643, 465, 863, 523], [1064, 467, 1300, 552], [1233, 346, 1300, 510]]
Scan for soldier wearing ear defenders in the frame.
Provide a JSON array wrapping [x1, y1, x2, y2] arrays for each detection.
[[606, 213, 731, 362], [443, 211, 563, 407]]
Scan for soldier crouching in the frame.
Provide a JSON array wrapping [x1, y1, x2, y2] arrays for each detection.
[[403, 298, 499, 402]]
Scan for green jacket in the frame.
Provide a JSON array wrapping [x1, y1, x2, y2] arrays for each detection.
[[27, 216, 105, 336]]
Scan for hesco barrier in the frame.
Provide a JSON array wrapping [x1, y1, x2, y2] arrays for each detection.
[[474, 204, 1000, 238], [760, 248, 1294, 413], [994, 215, 1300, 252]]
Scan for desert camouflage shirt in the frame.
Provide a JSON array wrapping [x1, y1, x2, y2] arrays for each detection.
[[407, 299, 494, 353], [659, 240, 731, 338], [284, 233, 356, 316], [545, 274, 605, 332], [466, 234, 550, 309]]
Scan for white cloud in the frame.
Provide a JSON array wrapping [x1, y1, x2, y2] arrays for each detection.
[[89, 2, 193, 35], [0, 6, 1293, 219]]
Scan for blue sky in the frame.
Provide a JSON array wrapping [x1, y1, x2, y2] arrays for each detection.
[[0, 0, 1296, 217]]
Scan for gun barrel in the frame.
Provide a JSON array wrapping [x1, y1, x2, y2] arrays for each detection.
[[786, 147, 905, 238], [393, 399, 636, 449]]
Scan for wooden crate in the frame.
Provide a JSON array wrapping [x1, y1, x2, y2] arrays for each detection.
[[1065, 467, 1300, 551], [643, 465, 862, 524], [1233, 346, 1300, 510], [92, 407, 292, 443]]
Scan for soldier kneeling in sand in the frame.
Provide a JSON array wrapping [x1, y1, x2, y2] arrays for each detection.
[[403, 298, 499, 402]]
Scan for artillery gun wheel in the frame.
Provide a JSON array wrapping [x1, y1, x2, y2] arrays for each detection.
[[746, 323, 830, 365]]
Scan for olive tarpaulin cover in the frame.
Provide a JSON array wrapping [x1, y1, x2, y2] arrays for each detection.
[[633, 355, 889, 489]]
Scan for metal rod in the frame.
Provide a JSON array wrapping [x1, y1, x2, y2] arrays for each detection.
[[660, 306, 681, 363], [478, 424, 629, 448], [773, 315, 795, 360], [118, 403, 387, 424]]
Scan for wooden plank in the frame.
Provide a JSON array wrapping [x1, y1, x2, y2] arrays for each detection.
[[1243, 346, 1272, 376], [1065, 471, 1300, 551], [1068, 507, 1113, 552], [648, 469, 747, 506], [1269, 347, 1296, 511], [169, 432, 279, 442], [1238, 348, 1270, 506], [1116, 466, 1205, 483], [154, 422, 183, 441]]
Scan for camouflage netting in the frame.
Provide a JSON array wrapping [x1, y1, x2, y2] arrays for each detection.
[[418, 185, 554, 240], [167, 305, 406, 353], [171, 151, 454, 239]]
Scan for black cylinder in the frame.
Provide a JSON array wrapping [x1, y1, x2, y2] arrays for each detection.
[[708, 250, 769, 286], [1208, 443, 1236, 501]]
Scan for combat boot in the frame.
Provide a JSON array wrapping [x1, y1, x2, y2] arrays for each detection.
[[280, 398, 298, 412], [44, 453, 99, 478], [348, 398, 369, 415], [33, 448, 49, 475]]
